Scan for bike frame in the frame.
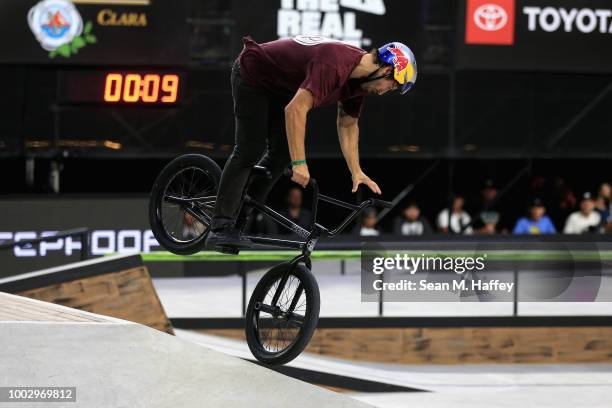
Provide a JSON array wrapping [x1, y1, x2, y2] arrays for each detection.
[[166, 170, 391, 260], [244, 177, 390, 256]]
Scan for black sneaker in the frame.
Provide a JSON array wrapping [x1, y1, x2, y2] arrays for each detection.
[[205, 227, 252, 249]]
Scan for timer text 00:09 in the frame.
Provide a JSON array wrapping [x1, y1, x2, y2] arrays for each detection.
[[103, 73, 179, 103]]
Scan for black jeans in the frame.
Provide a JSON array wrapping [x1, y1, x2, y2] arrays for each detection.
[[211, 63, 291, 230]]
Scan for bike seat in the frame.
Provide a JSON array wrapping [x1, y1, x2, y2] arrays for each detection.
[[251, 165, 272, 179]]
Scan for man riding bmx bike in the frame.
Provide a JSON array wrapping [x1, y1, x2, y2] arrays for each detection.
[[206, 35, 417, 250]]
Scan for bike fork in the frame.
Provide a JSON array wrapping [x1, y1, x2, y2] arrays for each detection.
[[269, 255, 309, 309]]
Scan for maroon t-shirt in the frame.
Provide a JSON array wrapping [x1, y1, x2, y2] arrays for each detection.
[[237, 36, 367, 118]]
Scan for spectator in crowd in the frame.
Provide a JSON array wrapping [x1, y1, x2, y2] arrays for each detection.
[[471, 179, 502, 233], [437, 195, 473, 234], [476, 211, 500, 234], [597, 182, 611, 205], [355, 207, 380, 236], [513, 198, 556, 234], [595, 182, 612, 227], [564, 192, 601, 234], [183, 211, 206, 239], [531, 176, 576, 228], [393, 202, 432, 235], [279, 187, 312, 233]]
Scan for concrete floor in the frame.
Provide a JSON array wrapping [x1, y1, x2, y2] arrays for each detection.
[[177, 329, 612, 408]]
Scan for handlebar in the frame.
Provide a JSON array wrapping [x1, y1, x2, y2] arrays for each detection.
[[284, 166, 391, 208], [283, 167, 317, 188], [282, 166, 393, 236]]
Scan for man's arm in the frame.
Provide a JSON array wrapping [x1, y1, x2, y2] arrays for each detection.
[[285, 88, 314, 187], [337, 102, 360, 174], [337, 102, 381, 194]]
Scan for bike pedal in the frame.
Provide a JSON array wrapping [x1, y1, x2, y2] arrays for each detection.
[[214, 245, 240, 255]]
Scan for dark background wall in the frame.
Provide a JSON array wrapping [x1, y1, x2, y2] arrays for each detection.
[[1, 0, 611, 229]]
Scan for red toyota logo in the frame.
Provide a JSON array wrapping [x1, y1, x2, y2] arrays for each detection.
[[474, 4, 508, 31], [465, 0, 515, 45]]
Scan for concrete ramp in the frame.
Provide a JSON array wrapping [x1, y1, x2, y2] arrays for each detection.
[[0, 292, 371, 408]]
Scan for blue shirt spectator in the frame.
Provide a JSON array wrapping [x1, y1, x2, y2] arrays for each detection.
[[513, 198, 556, 234], [513, 216, 556, 234]]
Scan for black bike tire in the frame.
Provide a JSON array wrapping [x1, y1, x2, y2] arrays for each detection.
[[245, 262, 320, 366], [149, 154, 222, 255]]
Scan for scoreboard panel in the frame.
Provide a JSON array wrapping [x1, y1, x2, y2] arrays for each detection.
[[58, 70, 184, 105]]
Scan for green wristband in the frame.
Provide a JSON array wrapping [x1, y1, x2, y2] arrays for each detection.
[[291, 160, 307, 166]]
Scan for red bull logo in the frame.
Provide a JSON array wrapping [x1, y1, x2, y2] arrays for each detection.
[[388, 47, 409, 73]]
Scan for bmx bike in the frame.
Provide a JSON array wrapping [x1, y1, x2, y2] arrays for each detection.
[[149, 154, 391, 365]]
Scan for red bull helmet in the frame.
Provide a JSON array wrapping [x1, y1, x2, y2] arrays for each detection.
[[377, 42, 417, 94]]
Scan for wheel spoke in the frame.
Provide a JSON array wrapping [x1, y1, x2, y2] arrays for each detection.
[[256, 272, 309, 354], [159, 166, 216, 244]]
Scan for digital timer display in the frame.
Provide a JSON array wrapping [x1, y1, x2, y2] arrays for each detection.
[[58, 70, 184, 105], [103, 73, 179, 104]]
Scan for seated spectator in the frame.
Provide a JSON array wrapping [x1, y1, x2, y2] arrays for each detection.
[[595, 196, 611, 230], [183, 211, 206, 239], [513, 198, 556, 234], [437, 195, 473, 234], [564, 192, 601, 234], [355, 207, 380, 236], [279, 187, 312, 233], [393, 202, 432, 236], [597, 182, 611, 206], [476, 211, 500, 235], [595, 182, 611, 225], [471, 179, 502, 231], [530, 176, 576, 228]]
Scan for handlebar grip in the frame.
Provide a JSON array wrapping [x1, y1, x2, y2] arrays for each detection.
[[370, 198, 393, 209], [284, 167, 317, 188]]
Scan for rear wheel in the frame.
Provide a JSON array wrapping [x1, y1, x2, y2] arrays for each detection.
[[149, 154, 221, 255], [245, 262, 320, 366]]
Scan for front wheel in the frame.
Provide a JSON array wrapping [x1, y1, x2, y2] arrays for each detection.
[[245, 262, 320, 366]]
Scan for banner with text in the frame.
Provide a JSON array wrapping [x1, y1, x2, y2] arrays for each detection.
[[456, 0, 612, 72]]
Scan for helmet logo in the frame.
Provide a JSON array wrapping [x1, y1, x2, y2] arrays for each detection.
[[387, 46, 415, 84], [388, 47, 409, 73], [473, 4, 508, 32]]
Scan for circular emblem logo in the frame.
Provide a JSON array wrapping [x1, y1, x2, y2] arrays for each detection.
[[473, 4, 508, 32], [28, 0, 83, 51]]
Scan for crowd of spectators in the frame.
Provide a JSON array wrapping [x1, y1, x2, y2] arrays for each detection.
[[383, 180, 612, 236], [245, 179, 612, 237]]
